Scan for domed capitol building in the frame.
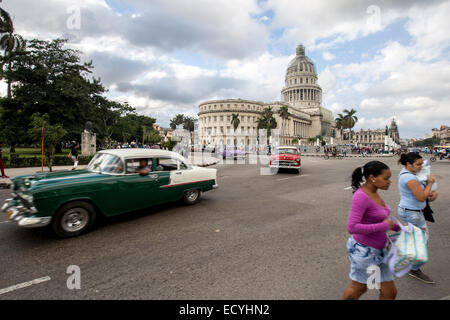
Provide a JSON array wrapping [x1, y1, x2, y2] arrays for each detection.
[[197, 45, 336, 147]]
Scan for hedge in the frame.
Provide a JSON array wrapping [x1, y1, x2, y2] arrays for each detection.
[[3, 154, 94, 168]]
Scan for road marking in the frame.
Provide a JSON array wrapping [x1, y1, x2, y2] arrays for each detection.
[[0, 221, 10, 224], [0, 276, 51, 295], [344, 186, 353, 190], [277, 174, 309, 181]]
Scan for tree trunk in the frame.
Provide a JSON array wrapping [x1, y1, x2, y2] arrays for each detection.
[[7, 61, 12, 99]]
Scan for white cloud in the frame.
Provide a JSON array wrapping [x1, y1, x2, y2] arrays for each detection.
[[322, 52, 335, 61], [2, 0, 449, 137]]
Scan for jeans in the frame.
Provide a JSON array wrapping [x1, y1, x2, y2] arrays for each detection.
[[346, 237, 393, 284]]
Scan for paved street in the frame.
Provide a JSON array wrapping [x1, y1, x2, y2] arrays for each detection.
[[0, 156, 449, 300]]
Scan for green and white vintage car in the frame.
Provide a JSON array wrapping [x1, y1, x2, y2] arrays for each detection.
[[2, 149, 218, 237]]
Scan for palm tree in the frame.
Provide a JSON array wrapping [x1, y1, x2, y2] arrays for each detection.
[[335, 113, 345, 142], [278, 105, 290, 143], [231, 113, 240, 146], [170, 114, 185, 129], [183, 116, 196, 144], [0, 7, 26, 98], [343, 108, 358, 145], [255, 107, 278, 146], [182, 116, 195, 132]]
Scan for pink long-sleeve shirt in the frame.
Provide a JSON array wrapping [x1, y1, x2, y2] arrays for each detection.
[[347, 188, 401, 250]]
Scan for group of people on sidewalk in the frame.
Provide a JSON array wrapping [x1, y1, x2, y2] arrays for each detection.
[[343, 152, 439, 300]]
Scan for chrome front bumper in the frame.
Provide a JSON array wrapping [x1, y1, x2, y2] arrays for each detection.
[[213, 184, 219, 189], [270, 165, 301, 169], [1, 199, 50, 228]]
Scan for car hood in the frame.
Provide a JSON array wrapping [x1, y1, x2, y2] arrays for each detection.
[[12, 169, 110, 193]]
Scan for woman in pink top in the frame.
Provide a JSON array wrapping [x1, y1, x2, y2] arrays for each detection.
[[342, 161, 401, 300]]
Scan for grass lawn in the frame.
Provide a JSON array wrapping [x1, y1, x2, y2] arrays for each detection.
[[2, 148, 71, 159]]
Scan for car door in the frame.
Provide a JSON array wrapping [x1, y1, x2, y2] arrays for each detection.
[[115, 158, 160, 214], [157, 158, 196, 200]]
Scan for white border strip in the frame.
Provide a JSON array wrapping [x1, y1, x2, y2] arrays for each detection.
[[0, 276, 51, 295]]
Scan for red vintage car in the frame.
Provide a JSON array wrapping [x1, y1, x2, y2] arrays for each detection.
[[269, 146, 301, 173]]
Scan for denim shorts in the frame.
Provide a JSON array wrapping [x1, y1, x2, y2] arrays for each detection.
[[346, 237, 394, 284], [397, 206, 429, 240]]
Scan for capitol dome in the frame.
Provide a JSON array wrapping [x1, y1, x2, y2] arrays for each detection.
[[281, 44, 322, 107], [286, 45, 317, 76]]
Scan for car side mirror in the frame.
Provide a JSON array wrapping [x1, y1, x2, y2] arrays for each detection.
[[126, 167, 135, 174]]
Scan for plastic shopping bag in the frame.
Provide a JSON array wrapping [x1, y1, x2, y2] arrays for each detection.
[[416, 159, 437, 192], [384, 217, 429, 278]]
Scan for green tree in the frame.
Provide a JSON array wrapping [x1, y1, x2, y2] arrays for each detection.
[[0, 7, 26, 98], [94, 99, 135, 148], [183, 116, 196, 132], [28, 113, 67, 172], [255, 107, 277, 145], [6, 38, 106, 140], [278, 105, 290, 140], [170, 114, 185, 129], [145, 129, 162, 145], [0, 98, 30, 145], [335, 113, 345, 141], [183, 116, 196, 145], [162, 137, 177, 151], [343, 108, 358, 144], [113, 113, 156, 144]]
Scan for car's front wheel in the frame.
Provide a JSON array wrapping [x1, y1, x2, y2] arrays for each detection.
[[183, 189, 201, 205], [52, 201, 97, 238]]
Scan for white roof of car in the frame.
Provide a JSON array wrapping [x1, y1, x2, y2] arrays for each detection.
[[99, 149, 187, 162]]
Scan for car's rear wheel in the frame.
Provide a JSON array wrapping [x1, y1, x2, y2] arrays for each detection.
[[52, 201, 97, 238], [183, 189, 201, 205]]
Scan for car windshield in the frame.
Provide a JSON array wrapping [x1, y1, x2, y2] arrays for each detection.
[[87, 153, 124, 174], [277, 149, 297, 155]]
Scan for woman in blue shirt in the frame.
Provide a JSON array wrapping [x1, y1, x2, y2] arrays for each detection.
[[398, 152, 438, 284]]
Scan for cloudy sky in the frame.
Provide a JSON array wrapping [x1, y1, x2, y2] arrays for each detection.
[[2, 0, 450, 138]]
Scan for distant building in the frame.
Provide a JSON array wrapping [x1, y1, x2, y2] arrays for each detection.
[[432, 125, 450, 145], [153, 124, 174, 143], [353, 118, 400, 149], [400, 138, 414, 147], [197, 44, 336, 147]]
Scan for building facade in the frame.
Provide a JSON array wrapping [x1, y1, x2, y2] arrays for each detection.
[[197, 45, 336, 147], [352, 119, 400, 149], [153, 124, 174, 143], [432, 125, 450, 145]]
